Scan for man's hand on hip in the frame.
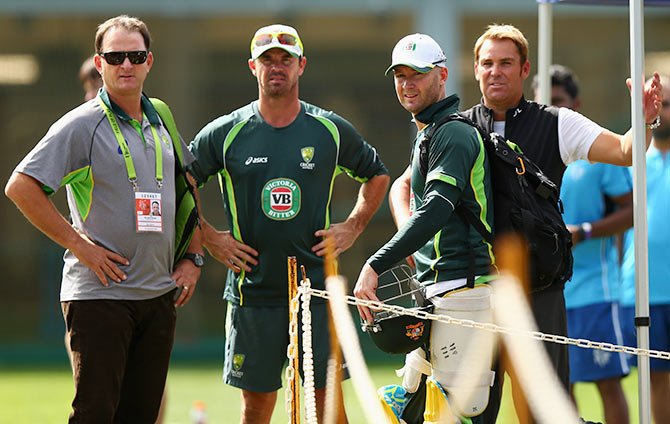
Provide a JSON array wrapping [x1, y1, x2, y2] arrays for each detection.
[[70, 231, 129, 287], [203, 226, 258, 273], [313, 220, 359, 258], [172, 259, 201, 307]]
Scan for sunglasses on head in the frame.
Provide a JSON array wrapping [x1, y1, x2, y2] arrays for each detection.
[[253, 32, 299, 48], [99, 50, 149, 65]]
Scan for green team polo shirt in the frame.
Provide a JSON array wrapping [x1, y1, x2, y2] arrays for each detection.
[[189, 100, 388, 306], [369, 95, 494, 285]]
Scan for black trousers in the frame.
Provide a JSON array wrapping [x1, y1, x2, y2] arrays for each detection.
[[62, 289, 177, 424], [481, 285, 570, 423]]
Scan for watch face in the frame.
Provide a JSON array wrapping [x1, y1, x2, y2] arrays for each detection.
[[186, 253, 204, 267], [194, 254, 204, 267]]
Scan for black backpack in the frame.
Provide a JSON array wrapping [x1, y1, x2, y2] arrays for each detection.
[[419, 113, 573, 292]]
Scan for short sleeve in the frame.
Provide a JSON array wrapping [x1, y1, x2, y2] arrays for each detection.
[[558, 107, 605, 165], [14, 109, 97, 194], [332, 113, 388, 182], [187, 117, 229, 187]]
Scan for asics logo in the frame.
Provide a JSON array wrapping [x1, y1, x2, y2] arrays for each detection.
[[245, 156, 268, 165]]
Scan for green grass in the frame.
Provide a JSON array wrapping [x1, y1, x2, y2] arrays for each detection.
[[0, 362, 644, 423]]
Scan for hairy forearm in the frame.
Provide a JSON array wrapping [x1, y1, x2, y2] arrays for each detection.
[[345, 174, 390, 235], [185, 225, 204, 255], [588, 192, 633, 238], [389, 167, 411, 230], [5, 172, 82, 251], [590, 207, 634, 238], [619, 127, 653, 166]]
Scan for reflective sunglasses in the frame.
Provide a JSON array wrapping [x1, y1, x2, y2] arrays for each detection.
[[252, 32, 299, 48], [99, 50, 149, 65]]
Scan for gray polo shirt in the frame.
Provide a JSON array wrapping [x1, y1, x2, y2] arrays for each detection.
[[14, 89, 193, 301]]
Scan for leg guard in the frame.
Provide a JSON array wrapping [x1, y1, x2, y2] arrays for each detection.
[[377, 385, 408, 424], [423, 376, 460, 424], [396, 347, 432, 393], [429, 285, 496, 418]]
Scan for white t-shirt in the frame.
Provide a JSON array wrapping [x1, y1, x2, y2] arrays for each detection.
[[493, 107, 605, 166]]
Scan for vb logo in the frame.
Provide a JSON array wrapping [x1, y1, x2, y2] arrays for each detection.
[[270, 187, 292, 211], [262, 178, 301, 220]]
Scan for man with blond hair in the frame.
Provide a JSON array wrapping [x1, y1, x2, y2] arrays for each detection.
[[464, 23, 661, 420], [5, 15, 202, 422]]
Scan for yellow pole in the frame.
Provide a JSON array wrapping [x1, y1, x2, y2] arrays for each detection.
[[323, 237, 344, 424], [495, 234, 532, 424], [288, 256, 300, 424]]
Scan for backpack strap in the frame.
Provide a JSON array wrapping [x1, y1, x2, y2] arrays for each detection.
[[455, 207, 494, 288], [150, 98, 184, 167], [149, 98, 201, 263], [419, 113, 490, 178]]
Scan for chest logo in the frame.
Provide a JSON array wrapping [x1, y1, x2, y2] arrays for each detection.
[[301, 147, 314, 163], [300, 146, 315, 170], [245, 156, 268, 165], [262, 178, 301, 221]]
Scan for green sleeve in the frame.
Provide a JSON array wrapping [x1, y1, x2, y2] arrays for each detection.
[[187, 116, 229, 187], [332, 113, 388, 182], [367, 181, 461, 274], [425, 122, 480, 190]]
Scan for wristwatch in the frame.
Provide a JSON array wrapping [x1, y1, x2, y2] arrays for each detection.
[[183, 253, 205, 268], [580, 222, 593, 240], [646, 116, 661, 130]]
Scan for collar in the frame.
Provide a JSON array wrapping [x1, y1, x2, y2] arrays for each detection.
[[98, 87, 160, 125], [414, 94, 460, 125], [478, 95, 529, 120]]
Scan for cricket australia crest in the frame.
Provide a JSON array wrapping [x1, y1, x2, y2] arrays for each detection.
[[231, 353, 245, 378], [300, 146, 315, 170]]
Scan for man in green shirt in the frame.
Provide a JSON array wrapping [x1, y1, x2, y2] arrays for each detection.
[[188, 24, 389, 423], [354, 33, 496, 424]]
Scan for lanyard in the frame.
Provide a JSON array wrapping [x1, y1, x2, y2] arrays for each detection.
[[99, 97, 163, 190]]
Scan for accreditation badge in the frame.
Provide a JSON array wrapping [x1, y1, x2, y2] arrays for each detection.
[[135, 192, 163, 232]]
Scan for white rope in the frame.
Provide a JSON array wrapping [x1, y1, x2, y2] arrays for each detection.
[[301, 286, 670, 361], [284, 291, 300, 420], [301, 278, 317, 424], [323, 355, 340, 424]]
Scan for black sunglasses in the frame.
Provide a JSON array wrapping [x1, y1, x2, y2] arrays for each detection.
[[99, 50, 149, 65]]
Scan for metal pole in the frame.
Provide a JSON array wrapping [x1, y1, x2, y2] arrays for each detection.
[[537, 1, 553, 105], [629, 0, 651, 423], [416, 0, 461, 96]]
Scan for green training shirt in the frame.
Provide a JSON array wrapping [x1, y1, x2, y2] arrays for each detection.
[[369, 95, 494, 285], [189, 100, 388, 306]]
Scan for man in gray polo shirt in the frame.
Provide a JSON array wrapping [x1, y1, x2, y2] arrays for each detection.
[[5, 15, 203, 422]]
